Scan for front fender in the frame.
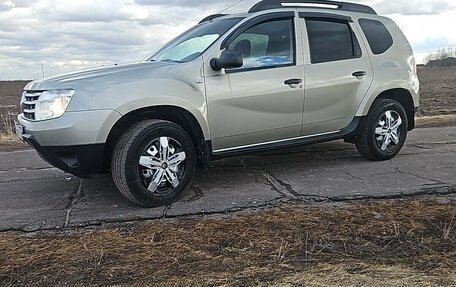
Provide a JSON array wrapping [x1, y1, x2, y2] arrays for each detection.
[[103, 78, 210, 140], [65, 61, 211, 140]]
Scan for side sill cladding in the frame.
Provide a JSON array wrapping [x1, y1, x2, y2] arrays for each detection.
[[211, 117, 362, 158]]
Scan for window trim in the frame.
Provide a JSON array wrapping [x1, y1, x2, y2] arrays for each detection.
[[304, 17, 362, 64], [299, 12, 353, 22], [221, 12, 295, 49], [223, 15, 297, 74]]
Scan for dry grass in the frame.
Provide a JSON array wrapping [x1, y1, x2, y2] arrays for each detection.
[[0, 198, 455, 286], [0, 112, 29, 151], [417, 68, 456, 116], [416, 114, 456, 128], [0, 112, 17, 143], [0, 113, 452, 152], [266, 263, 454, 287]]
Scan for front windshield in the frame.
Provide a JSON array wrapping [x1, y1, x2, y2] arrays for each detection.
[[147, 17, 243, 63]]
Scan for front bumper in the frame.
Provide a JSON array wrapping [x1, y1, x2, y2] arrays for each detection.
[[24, 134, 106, 178], [17, 109, 122, 146], [17, 109, 122, 177]]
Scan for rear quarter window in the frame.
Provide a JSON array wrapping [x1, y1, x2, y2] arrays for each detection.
[[358, 19, 393, 55]]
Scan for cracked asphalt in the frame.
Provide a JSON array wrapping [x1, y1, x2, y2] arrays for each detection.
[[1, 126, 455, 232]]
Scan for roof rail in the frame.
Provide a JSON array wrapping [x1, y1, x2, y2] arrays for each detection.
[[199, 14, 227, 24], [248, 0, 377, 15]]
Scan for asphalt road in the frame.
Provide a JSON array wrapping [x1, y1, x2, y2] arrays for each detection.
[[1, 126, 455, 232]]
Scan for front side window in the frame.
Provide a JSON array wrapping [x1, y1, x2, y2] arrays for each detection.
[[147, 17, 243, 63], [227, 19, 295, 70], [306, 19, 361, 64]]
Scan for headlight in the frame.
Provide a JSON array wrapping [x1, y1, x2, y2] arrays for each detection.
[[34, 89, 75, 121]]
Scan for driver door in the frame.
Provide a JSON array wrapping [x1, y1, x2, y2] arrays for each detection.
[[204, 15, 305, 152]]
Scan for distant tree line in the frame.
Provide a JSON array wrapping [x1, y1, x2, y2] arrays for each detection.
[[425, 48, 456, 67]]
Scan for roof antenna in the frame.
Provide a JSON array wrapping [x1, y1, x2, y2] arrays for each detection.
[[218, 0, 246, 14], [40, 64, 45, 78]]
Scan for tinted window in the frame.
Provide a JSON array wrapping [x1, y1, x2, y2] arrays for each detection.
[[227, 19, 294, 70], [306, 19, 360, 64], [359, 19, 393, 55]]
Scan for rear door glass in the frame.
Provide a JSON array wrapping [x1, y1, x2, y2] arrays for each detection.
[[306, 19, 361, 64]]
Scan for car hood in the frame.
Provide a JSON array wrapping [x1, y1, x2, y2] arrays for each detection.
[[25, 61, 178, 91]]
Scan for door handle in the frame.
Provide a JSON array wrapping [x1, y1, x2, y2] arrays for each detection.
[[352, 71, 367, 77], [284, 78, 303, 86]]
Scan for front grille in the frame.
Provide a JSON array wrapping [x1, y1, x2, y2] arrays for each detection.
[[21, 91, 42, 121]]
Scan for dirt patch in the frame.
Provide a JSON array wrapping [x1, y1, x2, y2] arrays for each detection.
[[0, 69, 455, 120], [0, 141, 29, 152], [416, 114, 456, 128], [417, 68, 456, 116], [0, 69, 454, 151], [1, 198, 455, 286], [0, 81, 30, 150], [0, 81, 28, 119]]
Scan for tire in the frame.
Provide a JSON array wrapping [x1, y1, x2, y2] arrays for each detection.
[[355, 99, 408, 161], [111, 119, 196, 207]]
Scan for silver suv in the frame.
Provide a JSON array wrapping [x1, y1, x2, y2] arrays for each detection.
[[16, 0, 420, 207]]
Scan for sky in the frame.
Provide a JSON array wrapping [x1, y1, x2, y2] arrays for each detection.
[[0, 0, 455, 80]]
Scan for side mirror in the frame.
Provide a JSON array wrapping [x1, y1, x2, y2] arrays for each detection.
[[210, 50, 243, 71]]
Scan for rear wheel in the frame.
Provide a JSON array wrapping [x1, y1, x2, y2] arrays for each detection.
[[355, 99, 408, 161], [111, 120, 196, 207]]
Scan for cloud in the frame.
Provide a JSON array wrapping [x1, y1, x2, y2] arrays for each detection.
[[35, 0, 149, 22], [134, 0, 231, 8], [0, 1, 14, 12], [134, 0, 259, 13], [387, 12, 456, 52], [0, 0, 455, 79], [372, 0, 456, 15], [10, 0, 35, 8]]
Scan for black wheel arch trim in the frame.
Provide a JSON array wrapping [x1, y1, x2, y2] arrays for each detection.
[[105, 106, 209, 170], [372, 88, 417, 131]]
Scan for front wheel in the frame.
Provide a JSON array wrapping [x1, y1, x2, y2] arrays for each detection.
[[355, 99, 408, 161], [111, 120, 196, 207]]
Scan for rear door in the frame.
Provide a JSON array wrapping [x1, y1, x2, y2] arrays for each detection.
[[299, 13, 374, 135]]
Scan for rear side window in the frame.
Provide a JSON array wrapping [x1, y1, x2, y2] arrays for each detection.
[[359, 19, 393, 55], [306, 19, 361, 64]]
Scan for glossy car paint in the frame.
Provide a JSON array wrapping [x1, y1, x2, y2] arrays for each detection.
[[20, 60, 212, 144], [299, 15, 374, 136], [18, 7, 419, 155], [204, 13, 306, 150]]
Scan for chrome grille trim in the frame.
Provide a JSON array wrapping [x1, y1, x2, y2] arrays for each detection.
[[21, 91, 42, 121]]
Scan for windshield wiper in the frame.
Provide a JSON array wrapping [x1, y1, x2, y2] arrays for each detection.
[[160, 59, 184, 63]]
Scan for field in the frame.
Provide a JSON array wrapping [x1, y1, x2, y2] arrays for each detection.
[[0, 80, 27, 120], [0, 81, 29, 150], [0, 69, 455, 286], [417, 68, 456, 116], [0, 69, 455, 145]]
